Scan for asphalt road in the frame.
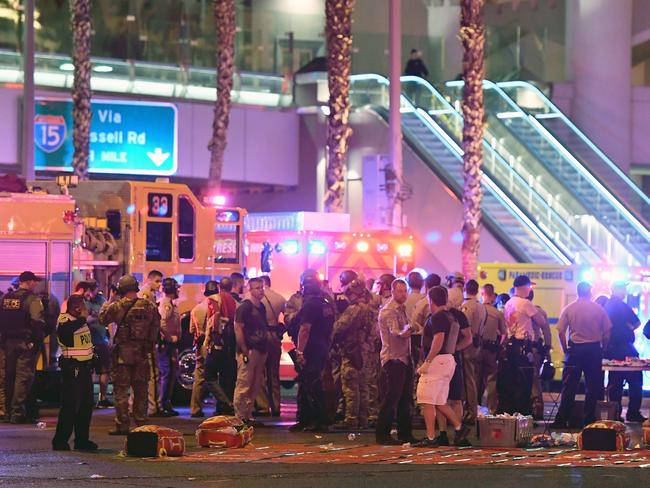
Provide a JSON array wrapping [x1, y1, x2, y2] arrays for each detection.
[[1, 402, 649, 488]]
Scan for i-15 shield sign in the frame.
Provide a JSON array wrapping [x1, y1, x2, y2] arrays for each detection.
[[34, 98, 177, 176]]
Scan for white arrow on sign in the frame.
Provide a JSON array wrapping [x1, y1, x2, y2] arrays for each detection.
[[147, 147, 170, 167]]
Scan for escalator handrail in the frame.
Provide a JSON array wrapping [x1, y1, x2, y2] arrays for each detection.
[[396, 76, 601, 263], [497, 80, 650, 209], [446, 79, 650, 245]]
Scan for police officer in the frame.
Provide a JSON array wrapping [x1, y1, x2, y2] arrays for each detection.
[[552, 281, 612, 428], [157, 278, 181, 417], [499, 275, 547, 415], [138, 271, 164, 417], [52, 295, 97, 451], [189, 280, 219, 418], [460, 279, 488, 425], [333, 279, 372, 430], [605, 281, 646, 423], [0, 271, 45, 423], [332, 270, 357, 422], [99, 275, 160, 435], [477, 284, 506, 414], [292, 276, 336, 432]]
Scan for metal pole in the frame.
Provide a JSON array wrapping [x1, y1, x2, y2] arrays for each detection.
[[22, 0, 35, 181], [389, 0, 402, 232]]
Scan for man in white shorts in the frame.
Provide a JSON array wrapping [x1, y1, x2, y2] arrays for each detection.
[[413, 286, 471, 448]]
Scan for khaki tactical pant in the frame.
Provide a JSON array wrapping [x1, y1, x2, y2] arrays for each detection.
[[233, 349, 267, 420]]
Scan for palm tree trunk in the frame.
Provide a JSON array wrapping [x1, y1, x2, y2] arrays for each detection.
[[71, 0, 92, 180], [324, 0, 355, 213], [207, 0, 236, 195], [460, 0, 485, 279]]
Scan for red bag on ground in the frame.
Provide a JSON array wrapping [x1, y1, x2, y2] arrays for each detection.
[[577, 420, 630, 451], [125, 425, 185, 457], [195, 415, 254, 448]]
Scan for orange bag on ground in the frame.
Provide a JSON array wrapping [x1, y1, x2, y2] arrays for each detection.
[[577, 420, 630, 451], [196, 415, 254, 448], [126, 425, 186, 457]]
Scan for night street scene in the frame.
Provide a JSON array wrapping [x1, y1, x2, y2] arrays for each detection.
[[1, 1, 650, 487]]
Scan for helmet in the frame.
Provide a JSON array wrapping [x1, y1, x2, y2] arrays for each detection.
[[378, 273, 395, 291], [302, 277, 322, 297], [344, 279, 366, 300], [162, 278, 180, 295], [539, 359, 555, 382], [339, 270, 358, 288], [204, 280, 219, 296], [117, 275, 139, 294], [300, 269, 319, 287], [445, 272, 464, 288]]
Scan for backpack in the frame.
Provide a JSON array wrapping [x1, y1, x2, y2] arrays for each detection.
[[206, 297, 230, 349]]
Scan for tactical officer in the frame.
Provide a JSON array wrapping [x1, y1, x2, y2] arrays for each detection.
[[157, 278, 181, 417], [138, 270, 164, 417], [332, 269, 357, 423], [99, 275, 160, 435], [52, 295, 97, 451], [292, 276, 336, 433], [0, 271, 45, 423], [333, 279, 373, 430]]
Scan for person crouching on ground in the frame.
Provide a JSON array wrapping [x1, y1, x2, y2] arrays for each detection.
[[52, 295, 97, 451], [413, 286, 471, 447]]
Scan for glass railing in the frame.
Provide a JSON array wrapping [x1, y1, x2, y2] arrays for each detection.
[[349, 74, 573, 265], [399, 76, 599, 265], [0, 49, 291, 107], [442, 80, 650, 266], [497, 80, 650, 229]]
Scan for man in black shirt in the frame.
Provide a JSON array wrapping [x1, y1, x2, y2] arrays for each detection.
[[605, 281, 645, 422], [414, 287, 471, 447], [293, 278, 336, 432], [404, 49, 429, 79], [233, 278, 269, 424]]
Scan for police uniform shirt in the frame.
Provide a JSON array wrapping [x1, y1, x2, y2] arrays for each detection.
[[190, 299, 210, 337], [605, 296, 640, 348], [262, 288, 287, 327], [56, 313, 94, 361], [299, 295, 335, 355], [483, 303, 507, 342], [557, 297, 612, 345], [461, 295, 488, 337], [405, 291, 425, 323], [158, 296, 181, 342], [0, 288, 45, 339]]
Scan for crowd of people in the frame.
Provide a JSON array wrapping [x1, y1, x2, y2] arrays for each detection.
[[1, 267, 649, 452]]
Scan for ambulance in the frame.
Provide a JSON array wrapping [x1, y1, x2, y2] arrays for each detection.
[[32, 177, 246, 315], [478, 262, 650, 384], [244, 211, 416, 297]]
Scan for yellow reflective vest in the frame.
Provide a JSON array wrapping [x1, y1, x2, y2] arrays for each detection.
[[57, 313, 94, 361]]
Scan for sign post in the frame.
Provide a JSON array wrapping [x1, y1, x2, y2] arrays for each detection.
[[34, 99, 178, 176]]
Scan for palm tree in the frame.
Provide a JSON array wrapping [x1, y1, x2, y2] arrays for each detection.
[[71, 0, 92, 180], [324, 0, 355, 213], [207, 0, 236, 196], [460, 0, 485, 279]]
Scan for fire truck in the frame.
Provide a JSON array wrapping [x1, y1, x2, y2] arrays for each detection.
[[2, 178, 246, 398], [477, 262, 650, 384]]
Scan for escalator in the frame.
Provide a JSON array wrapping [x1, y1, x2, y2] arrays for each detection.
[[442, 80, 650, 266], [350, 74, 578, 264]]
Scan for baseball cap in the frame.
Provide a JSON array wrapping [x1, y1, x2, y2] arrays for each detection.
[[513, 275, 535, 288], [18, 271, 42, 282]]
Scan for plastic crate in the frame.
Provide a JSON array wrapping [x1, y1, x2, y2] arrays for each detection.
[[477, 416, 533, 447]]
